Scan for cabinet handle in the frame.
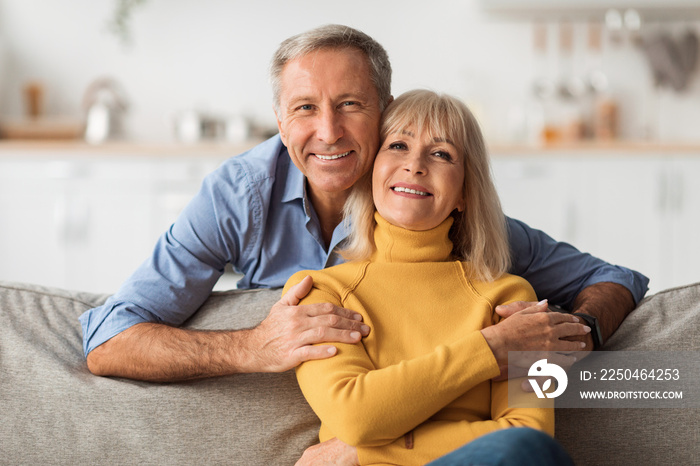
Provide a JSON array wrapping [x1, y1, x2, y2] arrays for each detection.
[[54, 194, 91, 244], [672, 171, 684, 213]]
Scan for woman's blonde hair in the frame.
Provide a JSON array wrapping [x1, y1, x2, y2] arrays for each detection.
[[342, 89, 510, 281]]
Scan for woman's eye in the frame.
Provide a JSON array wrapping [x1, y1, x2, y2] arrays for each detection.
[[433, 150, 453, 161], [388, 142, 407, 150]]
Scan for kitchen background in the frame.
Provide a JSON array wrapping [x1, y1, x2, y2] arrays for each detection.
[[1, 0, 699, 296]]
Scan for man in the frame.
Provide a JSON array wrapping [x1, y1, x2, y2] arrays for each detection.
[[82, 24, 647, 384]]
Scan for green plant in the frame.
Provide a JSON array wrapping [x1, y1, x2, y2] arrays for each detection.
[[107, 0, 148, 45]]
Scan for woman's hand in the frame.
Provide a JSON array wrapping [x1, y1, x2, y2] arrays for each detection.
[[295, 438, 359, 466], [482, 300, 587, 369]]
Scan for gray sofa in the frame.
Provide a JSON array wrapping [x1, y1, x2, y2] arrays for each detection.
[[2, 280, 699, 465]]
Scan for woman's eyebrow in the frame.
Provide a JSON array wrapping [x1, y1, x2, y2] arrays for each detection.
[[432, 137, 455, 145]]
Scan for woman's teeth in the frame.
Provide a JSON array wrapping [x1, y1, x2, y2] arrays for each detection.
[[392, 187, 430, 196], [315, 151, 350, 160]]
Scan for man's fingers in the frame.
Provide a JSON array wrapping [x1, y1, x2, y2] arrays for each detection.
[[280, 275, 314, 306], [303, 302, 363, 322], [294, 344, 338, 365]]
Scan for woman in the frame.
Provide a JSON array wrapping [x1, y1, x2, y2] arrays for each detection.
[[284, 90, 572, 466]]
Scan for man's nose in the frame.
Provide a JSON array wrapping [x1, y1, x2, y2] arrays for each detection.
[[316, 110, 343, 145]]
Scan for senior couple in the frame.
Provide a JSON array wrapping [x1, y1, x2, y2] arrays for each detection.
[[81, 24, 648, 465]]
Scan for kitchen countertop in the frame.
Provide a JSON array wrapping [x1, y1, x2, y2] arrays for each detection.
[[0, 139, 263, 157], [2, 138, 700, 157], [489, 140, 700, 155]]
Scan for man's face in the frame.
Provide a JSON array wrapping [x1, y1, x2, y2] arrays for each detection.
[[275, 48, 382, 199]]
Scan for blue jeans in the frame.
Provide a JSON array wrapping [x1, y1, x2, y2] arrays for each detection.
[[426, 428, 573, 466]]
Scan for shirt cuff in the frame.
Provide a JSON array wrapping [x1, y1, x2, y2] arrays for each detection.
[[580, 267, 650, 305], [79, 300, 158, 356]]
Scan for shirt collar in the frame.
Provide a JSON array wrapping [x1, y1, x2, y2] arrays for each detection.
[[280, 147, 305, 204]]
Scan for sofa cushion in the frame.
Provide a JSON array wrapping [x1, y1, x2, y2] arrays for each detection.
[[2, 280, 699, 465], [0, 281, 319, 465], [555, 282, 700, 466]]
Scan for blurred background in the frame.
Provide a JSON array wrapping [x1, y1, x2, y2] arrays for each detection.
[[1, 0, 699, 297]]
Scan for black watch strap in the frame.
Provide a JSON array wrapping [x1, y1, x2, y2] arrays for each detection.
[[573, 313, 603, 349]]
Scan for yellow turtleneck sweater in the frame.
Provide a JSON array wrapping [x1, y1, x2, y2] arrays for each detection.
[[284, 213, 553, 466]]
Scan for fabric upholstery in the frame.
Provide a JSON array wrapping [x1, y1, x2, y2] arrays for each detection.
[[1, 280, 699, 465], [555, 282, 700, 466], [0, 281, 319, 465]]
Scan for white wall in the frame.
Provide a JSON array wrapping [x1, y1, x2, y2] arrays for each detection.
[[0, 0, 699, 143]]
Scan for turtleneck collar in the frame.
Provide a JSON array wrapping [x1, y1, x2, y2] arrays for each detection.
[[371, 212, 455, 263]]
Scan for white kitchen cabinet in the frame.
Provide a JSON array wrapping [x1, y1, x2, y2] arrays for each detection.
[[0, 158, 69, 288], [491, 157, 579, 243], [665, 157, 700, 290], [491, 151, 700, 295], [0, 143, 253, 293], [2, 144, 698, 296], [568, 157, 666, 292]]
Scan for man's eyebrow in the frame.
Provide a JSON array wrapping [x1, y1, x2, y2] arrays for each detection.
[[285, 95, 313, 107], [284, 92, 372, 108], [336, 92, 371, 102]]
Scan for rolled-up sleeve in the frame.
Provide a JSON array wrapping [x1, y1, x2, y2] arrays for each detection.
[[507, 217, 649, 309], [79, 159, 257, 356]]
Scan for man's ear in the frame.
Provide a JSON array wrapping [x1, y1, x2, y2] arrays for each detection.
[[273, 106, 286, 142]]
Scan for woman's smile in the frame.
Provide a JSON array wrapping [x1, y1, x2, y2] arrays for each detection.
[[372, 127, 465, 231]]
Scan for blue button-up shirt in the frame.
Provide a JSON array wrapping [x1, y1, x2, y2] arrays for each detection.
[[79, 135, 649, 356]]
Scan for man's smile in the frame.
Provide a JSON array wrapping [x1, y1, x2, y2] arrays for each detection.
[[313, 151, 352, 161]]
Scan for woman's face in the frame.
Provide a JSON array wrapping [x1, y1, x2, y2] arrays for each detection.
[[372, 126, 465, 231]]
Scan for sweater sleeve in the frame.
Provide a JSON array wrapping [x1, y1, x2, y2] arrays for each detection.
[[357, 379, 553, 466], [290, 276, 501, 448], [355, 277, 552, 465]]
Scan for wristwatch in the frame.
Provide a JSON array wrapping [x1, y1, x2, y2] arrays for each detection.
[[573, 313, 603, 349]]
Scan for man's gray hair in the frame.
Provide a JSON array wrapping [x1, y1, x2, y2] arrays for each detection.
[[270, 24, 392, 112]]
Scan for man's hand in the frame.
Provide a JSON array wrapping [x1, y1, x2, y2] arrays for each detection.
[[86, 275, 369, 381], [249, 275, 370, 372], [295, 438, 359, 466]]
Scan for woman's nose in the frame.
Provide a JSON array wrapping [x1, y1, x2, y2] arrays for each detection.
[[403, 153, 426, 174], [316, 110, 343, 145]]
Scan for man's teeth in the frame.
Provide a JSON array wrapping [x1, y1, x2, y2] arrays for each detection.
[[315, 151, 350, 160], [392, 187, 430, 196]]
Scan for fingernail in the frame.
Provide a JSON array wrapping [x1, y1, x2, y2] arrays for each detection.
[[538, 299, 548, 305], [361, 325, 370, 335], [580, 342, 586, 348], [573, 317, 580, 323], [350, 331, 361, 340], [584, 326, 591, 333], [353, 314, 363, 321]]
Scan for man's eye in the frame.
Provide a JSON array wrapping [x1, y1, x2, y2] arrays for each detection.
[[341, 101, 357, 107], [297, 104, 313, 111]]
